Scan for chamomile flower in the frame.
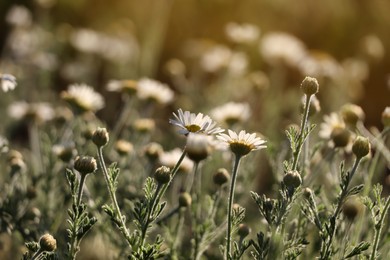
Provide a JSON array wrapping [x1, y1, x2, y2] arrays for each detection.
[[210, 102, 251, 126], [169, 108, 224, 136], [8, 101, 55, 123], [319, 112, 354, 148], [1, 74, 17, 92], [137, 78, 174, 104], [159, 148, 194, 174], [217, 129, 266, 157], [106, 79, 138, 96], [61, 83, 105, 113]]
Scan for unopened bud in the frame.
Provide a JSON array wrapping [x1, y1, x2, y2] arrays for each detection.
[[143, 142, 163, 162], [352, 136, 370, 159], [237, 223, 251, 238], [302, 187, 313, 200], [154, 166, 171, 184], [92, 127, 109, 147], [213, 168, 230, 186], [283, 170, 302, 188], [340, 104, 365, 127], [331, 127, 351, 148], [39, 234, 57, 252], [74, 156, 97, 176], [301, 76, 319, 96], [178, 192, 192, 208], [115, 140, 134, 156]]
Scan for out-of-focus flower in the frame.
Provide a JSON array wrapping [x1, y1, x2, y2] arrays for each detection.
[[227, 51, 248, 76], [185, 133, 214, 162], [319, 113, 345, 140], [225, 22, 260, 44], [137, 78, 174, 104], [210, 102, 251, 127], [298, 51, 342, 79], [319, 112, 354, 149], [52, 142, 77, 162], [260, 32, 307, 67], [170, 108, 224, 136], [200, 45, 232, 73], [382, 107, 390, 127], [164, 59, 186, 77], [0, 74, 17, 92], [5, 5, 32, 27], [340, 103, 365, 127], [8, 101, 55, 123], [133, 118, 155, 134], [61, 83, 105, 113], [106, 80, 138, 95], [115, 140, 134, 156], [217, 129, 266, 157], [360, 34, 385, 62], [0, 135, 9, 153], [159, 148, 194, 174]]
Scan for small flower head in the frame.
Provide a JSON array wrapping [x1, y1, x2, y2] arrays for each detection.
[[178, 192, 192, 208], [133, 118, 155, 134], [143, 142, 163, 162], [352, 136, 371, 159], [185, 133, 213, 162], [283, 170, 302, 188], [210, 102, 251, 127], [1, 74, 17, 92], [301, 76, 319, 96], [237, 223, 251, 238], [154, 166, 171, 184], [52, 143, 77, 162], [382, 107, 390, 127], [213, 168, 230, 186], [8, 101, 55, 124], [115, 140, 134, 156], [39, 234, 57, 252], [169, 108, 224, 136], [159, 148, 194, 174], [106, 79, 138, 96], [74, 156, 98, 176], [92, 127, 109, 147], [331, 127, 352, 148], [217, 130, 266, 157], [342, 197, 362, 221], [340, 103, 365, 127], [137, 78, 174, 104], [61, 83, 105, 113]]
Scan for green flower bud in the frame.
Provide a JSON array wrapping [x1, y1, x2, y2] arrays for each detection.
[[213, 168, 230, 186], [301, 76, 319, 96], [74, 156, 97, 176], [92, 127, 109, 147], [154, 166, 171, 184], [352, 136, 370, 159], [283, 170, 302, 188], [39, 234, 57, 252]]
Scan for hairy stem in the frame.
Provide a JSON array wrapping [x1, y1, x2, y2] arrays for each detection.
[[370, 196, 390, 260]]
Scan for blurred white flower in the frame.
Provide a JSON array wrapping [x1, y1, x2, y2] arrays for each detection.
[[137, 78, 174, 104], [8, 101, 55, 123], [225, 22, 260, 44], [217, 129, 266, 157], [1, 74, 17, 92], [159, 148, 194, 174], [260, 32, 307, 67], [210, 102, 251, 126], [170, 108, 224, 136], [106, 79, 138, 95], [298, 51, 342, 79], [61, 83, 105, 113], [200, 45, 231, 73], [319, 113, 345, 140], [0, 135, 9, 153], [6, 5, 32, 27]]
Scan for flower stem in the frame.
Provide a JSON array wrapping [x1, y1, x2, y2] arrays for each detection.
[[370, 196, 390, 260], [97, 146, 132, 247], [226, 155, 242, 260], [76, 174, 87, 206]]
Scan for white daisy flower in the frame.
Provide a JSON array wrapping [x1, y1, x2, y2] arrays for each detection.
[[106, 79, 137, 95], [159, 148, 194, 174], [61, 83, 105, 113], [0, 135, 9, 153], [319, 112, 354, 149], [1, 74, 17, 92], [169, 108, 224, 136], [210, 102, 251, 126], [217, 129, 266, 157], [319, 112, 346, 140], [225, 22, 260, 44], [137, 78, 174, 104], [8, 101, 55, 123]]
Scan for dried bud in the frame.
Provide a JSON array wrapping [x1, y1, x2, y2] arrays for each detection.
[[340, 104, 365, 127], [331, 127, 351, 148], [178, 192, 192, 208], [283, 170, 302, 188], [92, 127, 109, 147], [237, 223, 251, 238], [74, 156, 97, 176], [213, 168, 230, 186], [352, 136, 370, 159], [39, 234, 57, 252], [154, 166, 171, 184], [382, 107, 390, 127], [301, 76, 319, 96]]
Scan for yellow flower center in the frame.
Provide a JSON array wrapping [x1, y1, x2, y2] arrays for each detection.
[[185, 124, 201, 133], [229, 142, 253, 156]]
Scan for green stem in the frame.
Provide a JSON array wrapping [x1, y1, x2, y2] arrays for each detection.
[[31, 248, 44, 260], [292, 94, 312, 171], [226, 155, 242, 260], [97, 146, 132, 247], [76, 174, 87, 206], [370, 196, 390, 260]]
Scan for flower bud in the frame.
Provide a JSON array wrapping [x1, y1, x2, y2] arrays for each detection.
[[340, 104, 365, 127], [143, 142, 163, 162], [133, 118, 155, 134], [301, 76, 319, 96], [237, 223, 251, 238], [382, 107, 390, 127], [178, 192, 192, 208], [74, 156, 97, 176], [352, 136, 370, 159], [185, 133, 212, 162], [39, 234, 57, 252], [92, 127, 109, 147], [302, 187, 313, 200], [115, 140, 134, 156], [330, 127, 351, 148], [342, 198, 362, 221], [283, 170, 302, 188], [154, 166, 171, 184], [213, 168, 230, 186]]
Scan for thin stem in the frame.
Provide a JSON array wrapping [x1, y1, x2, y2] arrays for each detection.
[[292, 94, 312, 171], [370, 196, 390, 260], [226, 155, 242, 260], [97, 146, 132, 247], [31, 248, 44, 260], [76, 174, 87, 206]]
